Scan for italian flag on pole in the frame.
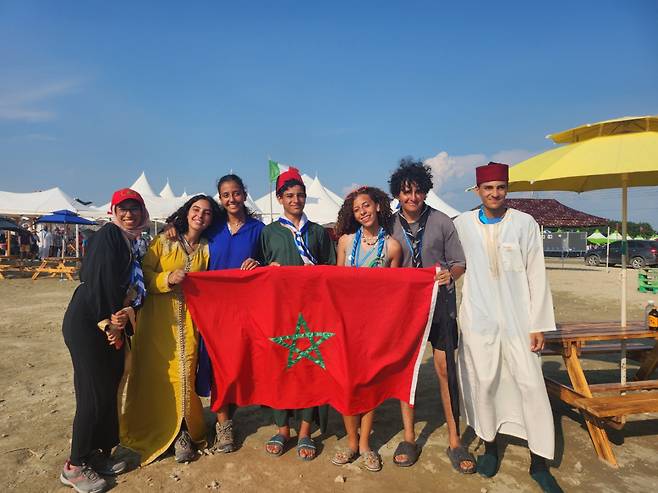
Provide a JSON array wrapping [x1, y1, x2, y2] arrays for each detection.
[[268, 159, 290, 183], [183, 265, 438, 415]]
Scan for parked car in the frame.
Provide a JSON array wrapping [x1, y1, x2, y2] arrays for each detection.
[[585, 240, 658, 269]]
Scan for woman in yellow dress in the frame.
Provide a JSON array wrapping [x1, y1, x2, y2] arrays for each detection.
[[121, 194, 221, 465]]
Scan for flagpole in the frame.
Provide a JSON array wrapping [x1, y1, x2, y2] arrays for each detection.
[[268, 156, 274, 225]]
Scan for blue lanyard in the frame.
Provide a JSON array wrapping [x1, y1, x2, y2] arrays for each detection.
[[351, 227, 385, 267]]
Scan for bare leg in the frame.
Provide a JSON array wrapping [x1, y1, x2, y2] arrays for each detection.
[[395, 402, 416, 462], [342, 415, 360, 453], [358, 410, 375, 453], [434, 349, 473, 471]]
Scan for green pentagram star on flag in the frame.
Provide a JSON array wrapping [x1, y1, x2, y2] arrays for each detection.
[[270, 313, 335, 369]]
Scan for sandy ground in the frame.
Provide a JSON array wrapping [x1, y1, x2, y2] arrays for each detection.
[[1, 258, 657, 493]]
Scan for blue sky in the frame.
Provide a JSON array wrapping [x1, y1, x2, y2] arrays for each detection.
[[1, 0, 657, 224]]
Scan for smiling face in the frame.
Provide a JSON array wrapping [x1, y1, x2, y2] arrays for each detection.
[[186, 199, 213, 233], [396, 181, 426, 217], [476, 180, 508, 211], [352, 193, 380, 229], [218, 179, 246, 217], [277, 184, 306, 219], [115, 199, 143, 229]]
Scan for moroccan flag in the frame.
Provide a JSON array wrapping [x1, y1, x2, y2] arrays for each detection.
[[183, 265, 438, 415], [268, 159, 290, 182]]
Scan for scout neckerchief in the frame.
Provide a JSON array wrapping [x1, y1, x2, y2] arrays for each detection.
[[398, 205, 430, 268], [278, 213, 317, 265], [127, 237, 147, 309], [349, 227, 385, 267]]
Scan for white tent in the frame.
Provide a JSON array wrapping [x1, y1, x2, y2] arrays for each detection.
[[254, 174, 341, 225], [159, 180, 176, 199], [130, 171, 158, 197], [0, 187, 97, 217], [390, 189, 461, 218]]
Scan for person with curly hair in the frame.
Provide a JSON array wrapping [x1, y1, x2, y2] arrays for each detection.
[[121, 194, 221, 465], [163, 174, 264, 454], [331, 186, 401, 472], [388, 158, 475, 474]]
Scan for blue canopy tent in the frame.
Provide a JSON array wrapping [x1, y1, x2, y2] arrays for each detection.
[[36, 210, 96, 258]]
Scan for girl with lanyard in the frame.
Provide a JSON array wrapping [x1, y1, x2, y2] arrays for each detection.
[[61, 189, 149, 493], [121, 195, 221, 466], [332, 186, 401, 472]]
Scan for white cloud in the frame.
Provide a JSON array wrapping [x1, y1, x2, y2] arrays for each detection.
[[423, 151, 485, 190], [0, 79, 81, 122]]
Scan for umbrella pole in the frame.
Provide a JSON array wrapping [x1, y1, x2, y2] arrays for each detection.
[[75, 224, 79, 258], [620, 177, 629, 390]]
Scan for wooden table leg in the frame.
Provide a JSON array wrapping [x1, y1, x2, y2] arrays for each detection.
[[563, 342, 618, 467], [31, 261, 46, 280], [635, 342, 658, 381]]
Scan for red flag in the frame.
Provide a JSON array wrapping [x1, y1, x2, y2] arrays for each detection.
[[183, 265, 437, 415]]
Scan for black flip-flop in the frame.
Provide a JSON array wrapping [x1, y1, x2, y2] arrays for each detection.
[[392, 441, 419, 467], [265, 434, 287, 456], [446, 445, 476, 474]]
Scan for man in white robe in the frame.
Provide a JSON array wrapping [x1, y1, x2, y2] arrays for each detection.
[[454, 162, 562, 493]]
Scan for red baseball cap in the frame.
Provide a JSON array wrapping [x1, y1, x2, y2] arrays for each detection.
[[109, 188, 145, 213]]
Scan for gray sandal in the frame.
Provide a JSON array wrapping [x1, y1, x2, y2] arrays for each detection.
[[446, 445, 476, 474]]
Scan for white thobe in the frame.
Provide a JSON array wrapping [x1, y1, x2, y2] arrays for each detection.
[[454, 208, 556, 459]]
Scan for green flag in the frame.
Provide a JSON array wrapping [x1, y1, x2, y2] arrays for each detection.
[[268, 159, 289, 182]]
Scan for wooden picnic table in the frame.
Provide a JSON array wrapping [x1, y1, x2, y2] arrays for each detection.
[[31, 257, 80, 281], [0, 257, 33, 279], [543, 321, 658, 467]]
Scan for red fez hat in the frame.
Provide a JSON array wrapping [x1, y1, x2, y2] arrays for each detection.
[[476, 162, 509, 186], [109, 188, 145, 213], [276, 167, 303, 192]]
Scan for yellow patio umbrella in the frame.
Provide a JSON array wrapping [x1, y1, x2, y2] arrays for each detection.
[[508, 115, 658, 329]]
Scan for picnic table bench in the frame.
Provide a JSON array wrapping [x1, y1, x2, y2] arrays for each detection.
[[31, 257, 79, 281], [0, 257, 33, 279], [543, 321, 658, 467]]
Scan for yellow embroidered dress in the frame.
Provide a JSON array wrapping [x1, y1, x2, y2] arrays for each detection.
[[121, 234, 209, 465]]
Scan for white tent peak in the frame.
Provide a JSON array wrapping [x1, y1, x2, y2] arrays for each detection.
[[159, 180, 176, 199], [130, 171, 157, 197], [0, 187, 97, 217]]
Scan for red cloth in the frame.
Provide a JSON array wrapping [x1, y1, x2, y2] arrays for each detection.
[[476, 162, 509, 185], [183, 265, 437, 415]]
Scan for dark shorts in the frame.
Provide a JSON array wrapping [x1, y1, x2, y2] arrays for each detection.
[[427, 290, 459, 351]]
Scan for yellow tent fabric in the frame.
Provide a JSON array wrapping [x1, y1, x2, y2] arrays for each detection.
[[508, 131, 658, 192], [121, 234, 209, 465]]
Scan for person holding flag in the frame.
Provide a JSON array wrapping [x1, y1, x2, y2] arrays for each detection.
[[259, 167, 336, 461], [388, 159, 475, 474], [453, 162, 562, 493], [331, 186, 401, 472]]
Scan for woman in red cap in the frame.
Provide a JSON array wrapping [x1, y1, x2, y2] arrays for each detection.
[[60, 188, 149, 493]]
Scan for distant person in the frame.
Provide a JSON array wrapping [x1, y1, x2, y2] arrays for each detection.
[[260, 168, 336, 461], [37, 227, 50, 259], [60, 189, 149, 493], [453, 163, 562, 493], [388, 159, 474, 473], [122, 195, 221, 465]]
